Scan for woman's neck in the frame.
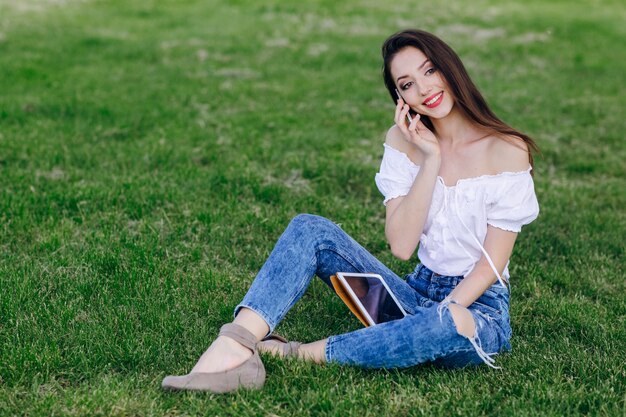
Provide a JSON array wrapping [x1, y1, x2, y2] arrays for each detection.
[[431, 105, 486, 147]]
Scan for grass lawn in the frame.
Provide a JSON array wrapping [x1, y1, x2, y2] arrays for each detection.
[[0, 0, 624, 415]]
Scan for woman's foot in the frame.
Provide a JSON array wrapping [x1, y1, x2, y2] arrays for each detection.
[[162, 323, 266, 392], [257, 335, 302, 358], [190, 335, 253, 374], [259, 337, 329, 363]]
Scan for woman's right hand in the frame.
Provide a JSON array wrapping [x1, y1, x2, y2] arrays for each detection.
[[394, 99, 441, 158]]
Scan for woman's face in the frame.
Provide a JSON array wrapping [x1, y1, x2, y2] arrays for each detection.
[[390, 47, 454, 119]]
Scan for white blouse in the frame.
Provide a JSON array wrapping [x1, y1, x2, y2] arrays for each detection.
[[375, 144, 539, 280]]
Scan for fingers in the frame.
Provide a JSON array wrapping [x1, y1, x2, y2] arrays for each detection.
[[407, 112, 418, 132], [415, 115, 430, 129], [407, 112, 422, 141], [394, 98, 404, 126], [392, 110, 420, 145], [393, 101, 432, 145], [395, 103, 411, 129], [414, 118, 437, 142]]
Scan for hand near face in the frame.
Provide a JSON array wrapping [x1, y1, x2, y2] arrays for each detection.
[[394, 98, 440, 158]]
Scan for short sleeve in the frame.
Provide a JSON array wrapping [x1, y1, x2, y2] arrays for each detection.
[[374, 144, 419, 206], [486, 170, 540, 232]]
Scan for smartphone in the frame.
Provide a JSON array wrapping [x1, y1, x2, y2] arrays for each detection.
[[336, 272, 408, 326], [395, 88, 413, 124]]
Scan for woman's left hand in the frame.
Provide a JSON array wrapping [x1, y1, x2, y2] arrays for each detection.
[[405, 111, 440, 158], [395, 100, 440, 158]]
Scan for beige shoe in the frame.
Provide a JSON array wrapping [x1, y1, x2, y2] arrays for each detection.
[[258, 334, 302, 358], [161, 323, 265, 393]]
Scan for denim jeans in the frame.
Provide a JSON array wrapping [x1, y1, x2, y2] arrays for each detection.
[[234, 214, 512, 369]]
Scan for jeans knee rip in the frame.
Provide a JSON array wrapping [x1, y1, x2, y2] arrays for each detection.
[[437, 298, 501, 369]]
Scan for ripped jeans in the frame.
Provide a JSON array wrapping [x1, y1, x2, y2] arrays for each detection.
[[234, 214, 512, 369]]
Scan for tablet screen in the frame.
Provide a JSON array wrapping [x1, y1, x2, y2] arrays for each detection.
[[342, 275, 405, 324]]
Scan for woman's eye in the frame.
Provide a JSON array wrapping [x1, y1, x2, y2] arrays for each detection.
[[425, 67, 437, 75], [401, 82, 413, 90]]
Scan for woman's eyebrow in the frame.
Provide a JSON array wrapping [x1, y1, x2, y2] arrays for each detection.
[[396, 59, 431, 83]]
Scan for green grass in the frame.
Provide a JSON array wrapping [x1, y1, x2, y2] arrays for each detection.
[[0, 0, 624, 415]]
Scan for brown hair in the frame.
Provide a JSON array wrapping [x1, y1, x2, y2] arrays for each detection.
[[382, 29, 538, 165]]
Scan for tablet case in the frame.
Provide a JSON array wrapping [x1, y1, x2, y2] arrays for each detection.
[[330, 275, 371, 327]]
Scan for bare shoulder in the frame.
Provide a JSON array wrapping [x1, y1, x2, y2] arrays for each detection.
[[488, 134, 531, 172], [384, 124, 407, 149], [384, 125, 422, 164]]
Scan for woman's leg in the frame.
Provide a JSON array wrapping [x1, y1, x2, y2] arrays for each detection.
[[262, 296, 510, 368], [323, 302, 506, 369], [190, 214, 425, 373], [234, 213, 425, 332], [254, 255, 512, 370]]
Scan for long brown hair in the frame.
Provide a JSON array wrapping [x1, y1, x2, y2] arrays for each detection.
[[382, 29, 538, 166]]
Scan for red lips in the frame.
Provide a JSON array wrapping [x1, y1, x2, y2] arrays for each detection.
[[423, 92, 444, 108]]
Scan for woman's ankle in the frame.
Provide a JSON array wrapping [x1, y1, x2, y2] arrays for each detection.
[[299, 340, 328, 363], [232, 308, 270, 340]]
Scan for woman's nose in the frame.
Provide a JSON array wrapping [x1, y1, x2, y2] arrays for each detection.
[[416, 80, 432, 97]]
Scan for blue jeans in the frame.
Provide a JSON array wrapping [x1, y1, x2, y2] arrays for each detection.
[[234, 214, 512, 369]]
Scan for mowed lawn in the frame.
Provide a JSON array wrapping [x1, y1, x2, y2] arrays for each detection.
[[0, 0, 624, 416]]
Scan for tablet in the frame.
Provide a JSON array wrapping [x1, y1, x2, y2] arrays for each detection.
[[335, 272, 408, 326]]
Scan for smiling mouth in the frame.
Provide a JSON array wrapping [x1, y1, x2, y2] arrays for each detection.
[[423, 92, 443, 108]]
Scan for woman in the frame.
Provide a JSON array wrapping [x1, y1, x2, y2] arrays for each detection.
[[162, 29, 539, 392]]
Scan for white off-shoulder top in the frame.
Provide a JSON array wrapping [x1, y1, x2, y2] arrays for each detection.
[[375, 144, 539, 281]]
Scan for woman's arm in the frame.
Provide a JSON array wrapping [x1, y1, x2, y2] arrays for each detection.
[[447, 225, 518, 307], [384, 152, 440, 260], [385, 100, 442, 260], [447, 135, 531, 305]]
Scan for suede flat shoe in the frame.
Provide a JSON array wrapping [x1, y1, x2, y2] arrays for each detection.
[[258, 334, 302, 358], [161, 323, 265, 393]]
